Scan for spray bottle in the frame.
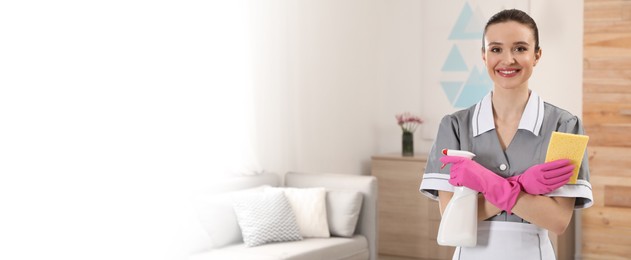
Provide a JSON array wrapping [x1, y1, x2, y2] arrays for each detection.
[[436, 149, 478, 247]]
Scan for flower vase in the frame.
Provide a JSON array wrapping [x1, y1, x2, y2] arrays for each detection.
[[402, 131, 414, 156]]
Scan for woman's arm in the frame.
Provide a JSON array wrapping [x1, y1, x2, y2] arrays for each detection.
[[477, 196, 503, 221], [437, 191, 502, 221], [438, 190, 576, 234], [511, 193, 576, 235], [437, 191, 452, 215], [481, 193, 576, 234]]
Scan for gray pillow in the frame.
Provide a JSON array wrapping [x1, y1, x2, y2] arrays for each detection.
[[326, 190, 363, 237], [232, 189, 303, 247]]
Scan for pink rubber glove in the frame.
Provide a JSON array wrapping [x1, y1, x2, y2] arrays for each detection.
[[508, 159, 575, 195], [441, 156, 521, 214]]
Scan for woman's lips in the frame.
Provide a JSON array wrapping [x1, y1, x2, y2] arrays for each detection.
[[496, 68, 520, 77]]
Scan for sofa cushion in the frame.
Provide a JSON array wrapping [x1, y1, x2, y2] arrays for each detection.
[[232, 189, 302, 247], [267, 187, 330, 238], [327, 190, 363, 237], [193, 185, 268, 249], [189, 235, 369, 260]]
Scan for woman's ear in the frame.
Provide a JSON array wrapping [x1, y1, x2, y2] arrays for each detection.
[[534, 48, 542, 66]]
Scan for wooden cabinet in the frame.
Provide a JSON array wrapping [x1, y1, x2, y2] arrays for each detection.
[[371, 153, 454, 260]]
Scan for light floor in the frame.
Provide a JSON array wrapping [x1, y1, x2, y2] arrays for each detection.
[[379, 254, 438, 260]]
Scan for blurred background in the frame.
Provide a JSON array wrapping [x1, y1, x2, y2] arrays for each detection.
[[2, 0, 627, 259]]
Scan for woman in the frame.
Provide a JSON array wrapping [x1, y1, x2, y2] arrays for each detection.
[[419, 9, 593, 259]]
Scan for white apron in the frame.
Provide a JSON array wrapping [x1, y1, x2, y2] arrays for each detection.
[[452, 221, 555, 260]]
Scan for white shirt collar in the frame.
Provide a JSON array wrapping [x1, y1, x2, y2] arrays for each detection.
[[471, 90, 545, 137]]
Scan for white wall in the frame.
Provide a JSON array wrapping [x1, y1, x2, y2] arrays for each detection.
[[253, 0, 584, 176], [375, 1, 428, 156], [253, 0, 388, 175], [286, 0, 387, 175], [529, 0, 584, 118], [250, 0, 293, 174], [252, 0, 427, 175]]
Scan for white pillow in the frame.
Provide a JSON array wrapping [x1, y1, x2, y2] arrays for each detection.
[[232, 189, 302, 247], [267, 187, 330, 238], [193, 185, 267, 248], [326, 190, 363, 237]]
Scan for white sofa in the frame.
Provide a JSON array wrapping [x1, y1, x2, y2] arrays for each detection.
[[190, 171, 378, 260]]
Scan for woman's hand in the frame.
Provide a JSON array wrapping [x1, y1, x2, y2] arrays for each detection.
[[440, 156, 521, 214], [509, 159, 574, 195]]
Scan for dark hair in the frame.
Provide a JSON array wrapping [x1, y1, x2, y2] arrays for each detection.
[[482, 9, 540, 52]]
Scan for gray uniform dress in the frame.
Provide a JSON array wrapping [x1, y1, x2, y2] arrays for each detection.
[[419, 91, 593, 260]]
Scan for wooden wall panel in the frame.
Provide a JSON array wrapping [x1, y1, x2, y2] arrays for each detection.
[[584, 124, 631, 147], [582, 206, 631, 259], [584, 70, 631, 92], [605, 185, 631, 207], [583, 206, 631, 229], [584, 0, 626, 22], [584, 0, 631, 259], [585, 20, 631, 34], [587, 146, 631, 178], [583, 103, 631, 125], [587, 175, 631, 207]]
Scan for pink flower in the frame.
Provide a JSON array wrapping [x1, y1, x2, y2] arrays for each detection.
[[395, 112, 424, 133]]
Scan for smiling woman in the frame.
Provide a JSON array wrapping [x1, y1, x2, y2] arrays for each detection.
[[420, 9, 593, 260]]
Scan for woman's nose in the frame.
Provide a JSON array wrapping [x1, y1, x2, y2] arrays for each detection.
[[501, 52, 516, 65]]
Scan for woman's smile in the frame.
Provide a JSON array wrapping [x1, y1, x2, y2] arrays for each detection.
[[496, 68, 521, 77]]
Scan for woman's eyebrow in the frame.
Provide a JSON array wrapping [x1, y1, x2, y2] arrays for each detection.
[[487, 41, 531, 46]]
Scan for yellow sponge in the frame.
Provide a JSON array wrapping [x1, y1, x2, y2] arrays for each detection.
[[545, 132, 589, 184]]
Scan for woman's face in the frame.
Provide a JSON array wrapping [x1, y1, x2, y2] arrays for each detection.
[[482, 21, 541, 91]]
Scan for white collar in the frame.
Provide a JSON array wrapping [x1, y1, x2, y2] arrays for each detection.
[[471, 90, 545, 137]]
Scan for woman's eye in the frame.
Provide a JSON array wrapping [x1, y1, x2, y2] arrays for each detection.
[[490, 47, 501, 53], [515, 46, 528, 52]]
